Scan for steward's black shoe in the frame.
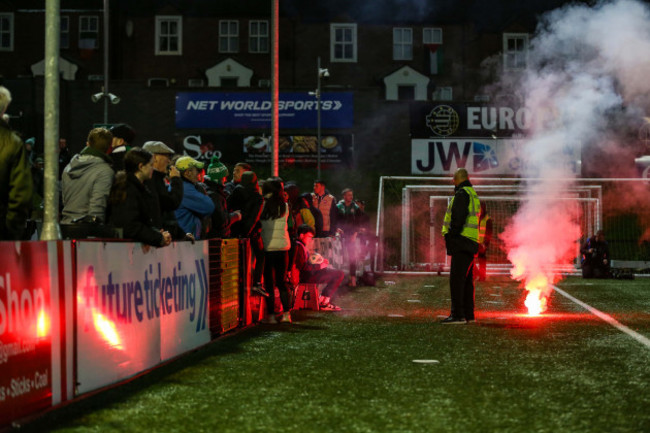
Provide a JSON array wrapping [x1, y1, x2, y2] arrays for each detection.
[[440, 316, 467, 324]]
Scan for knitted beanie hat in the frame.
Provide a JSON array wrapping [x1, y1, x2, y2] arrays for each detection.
[[206, 156, 229, 181]]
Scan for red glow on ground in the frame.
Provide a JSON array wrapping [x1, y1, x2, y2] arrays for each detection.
[[476, 309, 596, 322]]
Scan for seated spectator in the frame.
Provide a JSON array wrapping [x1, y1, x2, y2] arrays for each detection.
[[174, 156, 215, 240], [580, 230, 611, 279], [142, 140, 187, 239], [203, 156, 241, 239], [109, 147, 172, 247], [260, 178, 292, 323], [61, 127, 114, 224], [294, 224, 344, 311]]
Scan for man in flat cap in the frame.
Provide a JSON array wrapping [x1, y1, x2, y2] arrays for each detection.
[[142, 140, 187, 239]]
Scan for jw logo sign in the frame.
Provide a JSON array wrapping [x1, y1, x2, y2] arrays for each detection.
[[411, 139, 500, 175]]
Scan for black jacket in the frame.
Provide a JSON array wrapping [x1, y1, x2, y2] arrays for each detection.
[[444, 180, 479, 256], [204, 178, 237, 239], [110, 173, 164, 246], [145, 170, 184, 239], [226, 183, 263, 238]]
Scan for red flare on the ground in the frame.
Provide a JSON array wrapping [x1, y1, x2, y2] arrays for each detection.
[[523, 274, 550, 316]]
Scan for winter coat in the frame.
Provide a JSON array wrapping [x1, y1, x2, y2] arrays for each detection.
[[0, 119, 33, 239], [109, 173, 164, 246], [312, 192, 337, 236], [61, 146, 114, 224], [204, 178, 238, 239], [335, 200, 363, 238], [174, 179, 215, 239], [227, 183, 263, 238], [145, 170, 184, 239], [261, 203, 291, 252], [443, 180, 479, 256], [294, 239, 324, 280]]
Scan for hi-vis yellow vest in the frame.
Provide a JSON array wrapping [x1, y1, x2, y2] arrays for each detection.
[[478, 214, 491, 244], [441, 186, 480, 243]]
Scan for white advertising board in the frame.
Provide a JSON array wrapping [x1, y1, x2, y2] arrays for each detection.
[[411, 138, 581, 176], [75, 241, 210, 394]]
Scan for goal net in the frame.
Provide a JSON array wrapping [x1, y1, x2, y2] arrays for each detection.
[[376, 176, 650, 274]]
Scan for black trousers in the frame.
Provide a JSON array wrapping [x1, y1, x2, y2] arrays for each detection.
[[449, 251, 475, 320], [263, 250, 290, 314]]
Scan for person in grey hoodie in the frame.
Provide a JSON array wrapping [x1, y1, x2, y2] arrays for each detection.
[[61, 128, 114, 224]]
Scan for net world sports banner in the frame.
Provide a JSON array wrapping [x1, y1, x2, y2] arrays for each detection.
[[412, 138, 581, 176], [175, 92, 354, 129], [75, 241, 210, 394], [0, 242, 52, 425]]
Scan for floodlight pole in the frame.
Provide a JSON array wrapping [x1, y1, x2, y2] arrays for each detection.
[[41, 0, 61, 240], [102, 0, 109, 124], [317, 56, 322, 180]]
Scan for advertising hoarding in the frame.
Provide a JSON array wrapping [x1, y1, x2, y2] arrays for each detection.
[[75, 241, 210, 394], [175, 92, 354, 129], [0, 242, 52, 425], [412, 138, 581, 176], [178, 133, 353, 167]]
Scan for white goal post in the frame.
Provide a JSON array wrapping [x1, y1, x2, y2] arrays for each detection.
[[376, 176, 648, 274]]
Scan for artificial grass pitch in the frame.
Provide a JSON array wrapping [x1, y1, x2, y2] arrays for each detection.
[[25, 276, 650, 433]]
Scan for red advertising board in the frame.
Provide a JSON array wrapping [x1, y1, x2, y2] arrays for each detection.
[[0, 242, 52, 425]]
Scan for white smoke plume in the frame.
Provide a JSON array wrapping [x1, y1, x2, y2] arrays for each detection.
[[497, 0, 650, 304]]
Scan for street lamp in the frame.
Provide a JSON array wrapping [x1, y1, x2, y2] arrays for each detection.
[[309, 56, 329, 179]]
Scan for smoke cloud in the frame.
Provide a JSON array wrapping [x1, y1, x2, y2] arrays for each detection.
[[496, 0, 650, 295]]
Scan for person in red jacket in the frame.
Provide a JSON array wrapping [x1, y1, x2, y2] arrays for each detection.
[[294, 224, 344, 311]]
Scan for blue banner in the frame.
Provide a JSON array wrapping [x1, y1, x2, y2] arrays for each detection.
[[175, 92, 354, 129]]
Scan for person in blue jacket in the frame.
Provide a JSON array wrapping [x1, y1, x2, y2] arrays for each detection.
[[173, 156, 214, 239]]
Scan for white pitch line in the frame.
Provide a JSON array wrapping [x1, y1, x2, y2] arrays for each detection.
[[553, 285, 650, 350]]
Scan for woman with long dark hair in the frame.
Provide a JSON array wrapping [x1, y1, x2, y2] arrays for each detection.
[[259, 177, 292, 323], [109, 147, 172, 247]]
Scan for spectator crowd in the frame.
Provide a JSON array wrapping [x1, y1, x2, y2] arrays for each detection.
[[1, 85, 375, 324]]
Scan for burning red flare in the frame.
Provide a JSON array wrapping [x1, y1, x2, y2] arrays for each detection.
[[36, 309, 50, 338]]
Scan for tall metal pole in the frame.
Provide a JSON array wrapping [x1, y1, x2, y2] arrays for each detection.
[[103, 0, 109, 124], [40, 0, 61, 240], [317, 56, 321, 180], [271, 0, 279, 177]]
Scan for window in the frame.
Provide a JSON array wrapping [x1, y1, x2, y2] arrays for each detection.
[[60, 16, 69, 49], [0, 13, 14, 51], [155, 16, 182, 55], [393, 28, 412, 60], [433, 86, 453, 101], [249, 20, 269, 53], [79, 16, 99, 49], [220, 20, 239, 53], [423, 27, 443, 44], [330, 23, 357, 62], [503, 33, 529, 70]]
